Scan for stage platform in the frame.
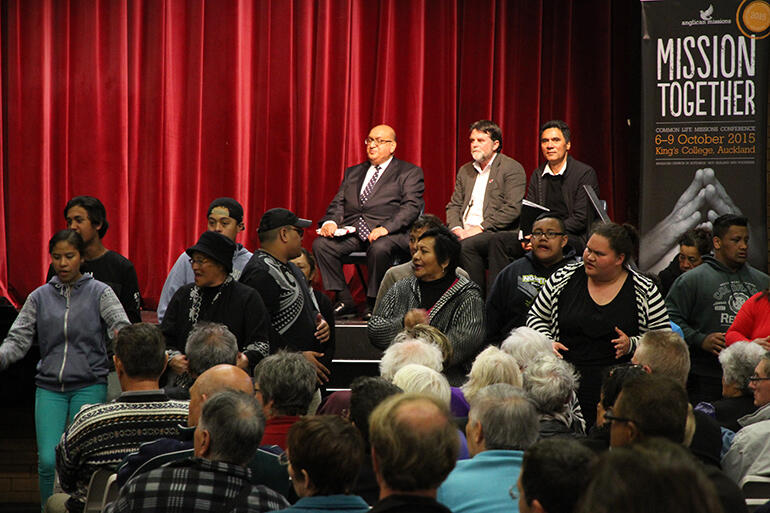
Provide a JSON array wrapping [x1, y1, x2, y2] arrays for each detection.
[[327, 319, 383, 391]]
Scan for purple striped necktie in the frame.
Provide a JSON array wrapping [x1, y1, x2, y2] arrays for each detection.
[[357, 165, 381, 241]]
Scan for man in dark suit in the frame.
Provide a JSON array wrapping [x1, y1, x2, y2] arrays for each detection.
[[446, 120, 526, 296], [313, 124, 424, 317]]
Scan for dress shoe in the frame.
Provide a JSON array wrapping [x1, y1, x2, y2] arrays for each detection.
[[361, 309, 372, 321]]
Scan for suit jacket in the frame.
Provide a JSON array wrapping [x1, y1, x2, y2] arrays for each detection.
[[445, 153, 526, 231], [526, 155, 599, 237], [320, 157, 424, 235]]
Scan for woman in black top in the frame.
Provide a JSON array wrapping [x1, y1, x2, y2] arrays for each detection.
[[527, 223, 669, 427]]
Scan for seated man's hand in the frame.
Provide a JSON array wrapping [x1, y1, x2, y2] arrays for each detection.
[[451, 227, 465, 239], [319, 222, 338, 237], [701, 332, 726, 356], [302, 351, 330, 384], [404, 308, 429, 330], [368, 226, 389, 242], [168, 354, 189, 374], [463, 226, 483, 238]]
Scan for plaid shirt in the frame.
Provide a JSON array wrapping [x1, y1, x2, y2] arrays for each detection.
[[106, 457, 289, 513]]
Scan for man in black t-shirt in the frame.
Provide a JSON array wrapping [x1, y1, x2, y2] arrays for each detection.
[[240, 208, 333, 384], [48, 196, 142, 322]]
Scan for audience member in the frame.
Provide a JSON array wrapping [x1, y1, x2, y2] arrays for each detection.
[[313, 124, 424, 317], [528, 222, 669, 427], [54, 324, 188, 513], [609, 374, 747, 513], [161, 231, 272, 370], [630, 329, 722, 467], [368, 394, 459, 513], [438, 384, 538, 513], [666, 214, 769, 404], [486, 214, 578, 345], [393, 324, 453, 369], [0, 229, 130, 507], [349, 377, 403, 505], [723, 351, 770, 482], [164, 322, 240, 400], [391, 364, 469, 461], [392, 364, 452, 406], [290, 248, 337, 352], [106, 390, 289, 513], [656, 228, 712, 297], [500, 327, 554, 369], [369, 225, 485, 385], [587, 364, 647, 451], [281, 416, 369, 513], [517, 438, 596, 513], [727, 289, 770, 349], [576, 440, 724, 513], [157, 197, 252, 322], [524, 356, 584, 438], [445, 120, 526, 295], [375, 215, 457, 310], [116, 364, 254, 487], [253, 351, 317, 449], [711, 341, 766, 431], [46, 196, 141, 323], [379, 339, 444, 381], [241, 208, 333, 384], [318, 338, 440, 416], [453, 346, 521, 417]]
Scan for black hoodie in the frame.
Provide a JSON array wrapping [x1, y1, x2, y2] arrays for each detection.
[[485, 246, 578, 346]]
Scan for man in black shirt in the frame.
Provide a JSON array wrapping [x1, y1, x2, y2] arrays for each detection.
[[524, 120, 599, 252], [240, 208, 333, 384], [49, 196, 142, 322]]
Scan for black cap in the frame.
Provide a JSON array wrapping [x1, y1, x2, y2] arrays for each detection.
[[185, 231, 236, 273], [258, 208, 312, 233], [207, 198, 244, 224]]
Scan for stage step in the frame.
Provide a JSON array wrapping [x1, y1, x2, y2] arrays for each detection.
[[327, 320, 383, 390]]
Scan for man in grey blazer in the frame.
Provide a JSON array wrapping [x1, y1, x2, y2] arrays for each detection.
[[446, 120, 526, 296], [313, 124, 424, 317]]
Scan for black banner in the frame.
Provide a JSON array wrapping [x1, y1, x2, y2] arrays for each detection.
[[639, 0, 769, 273]]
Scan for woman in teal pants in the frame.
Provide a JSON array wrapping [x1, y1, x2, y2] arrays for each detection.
[[0, 230, 129, 509]]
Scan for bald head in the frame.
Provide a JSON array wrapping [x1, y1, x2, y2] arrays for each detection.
[[188, 364, 253, 426], [366, 124, 397, 166]]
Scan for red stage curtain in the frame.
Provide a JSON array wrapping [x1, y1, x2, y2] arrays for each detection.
[[0, 0, 637, 308]]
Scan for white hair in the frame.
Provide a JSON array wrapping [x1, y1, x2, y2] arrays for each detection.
[[719, 341, 767, 392], [523, 355, 579, 414], [392, 364, 451, 406], [461, 346, 522, 405], [501, 327, 553, 369], [379, 339, 443, 381]]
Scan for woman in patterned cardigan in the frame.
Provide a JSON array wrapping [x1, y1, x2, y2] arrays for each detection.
[[368, 226, 484, 386]]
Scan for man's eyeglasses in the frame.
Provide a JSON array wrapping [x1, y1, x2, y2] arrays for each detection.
[[603, 408, 634, 425], [749, 374, 770, 382], [189, 257, 210, 266], [364, 137, 393, 146], [530, 230, 565, 240]]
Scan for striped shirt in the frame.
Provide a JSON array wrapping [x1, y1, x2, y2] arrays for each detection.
[[526, 262, 669, 355]]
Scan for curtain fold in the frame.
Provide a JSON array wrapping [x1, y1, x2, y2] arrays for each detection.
[[0, 0, 636, 308]]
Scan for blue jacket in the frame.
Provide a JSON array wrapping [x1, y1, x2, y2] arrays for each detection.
[[437, 450, 524, 513], [0, 274, 129, 391]]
